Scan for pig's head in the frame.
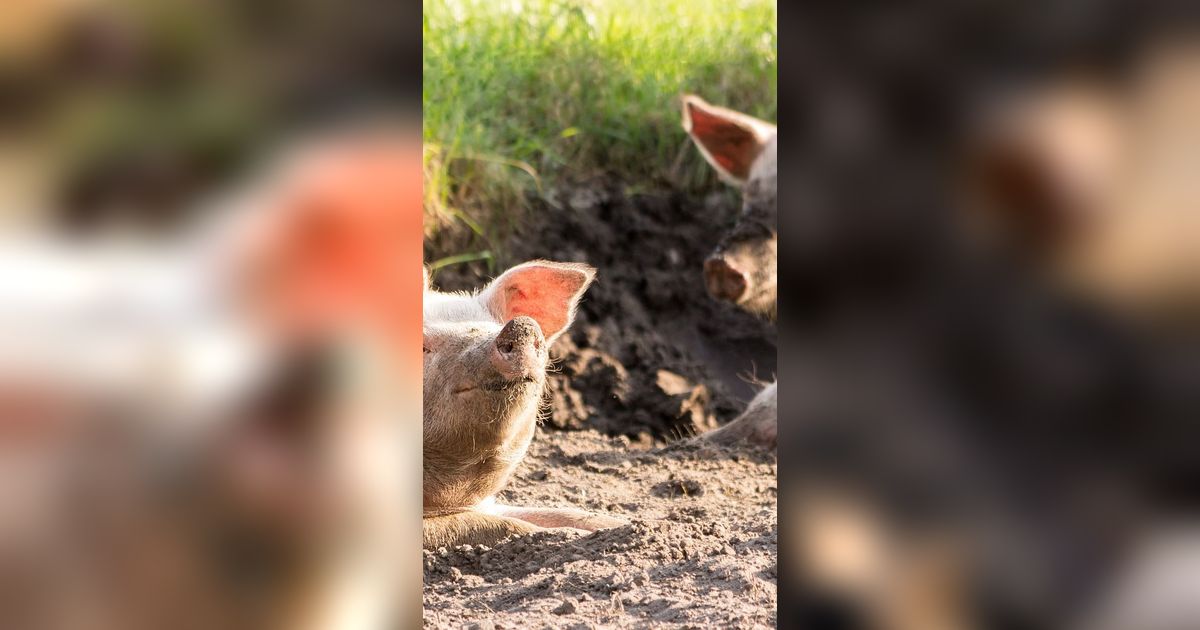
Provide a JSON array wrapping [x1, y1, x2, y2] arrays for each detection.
[[682, 94, 778, 320], [422, 260, 595, 510], [964, 45, 1200, 323]]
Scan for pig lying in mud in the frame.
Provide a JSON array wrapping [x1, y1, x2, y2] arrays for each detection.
[[422, 262, 626, 549], [681, 94, 778, 448]]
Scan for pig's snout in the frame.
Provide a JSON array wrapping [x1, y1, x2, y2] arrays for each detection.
[[491, 316, 545, 380], [704, 255, 749, 304]]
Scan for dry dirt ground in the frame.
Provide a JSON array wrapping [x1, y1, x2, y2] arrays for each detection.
[[423, 182, 778, 627], [423, 431, 777, 629]]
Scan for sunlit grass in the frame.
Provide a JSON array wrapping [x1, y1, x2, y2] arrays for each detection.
[[423, 0, 776, 255]]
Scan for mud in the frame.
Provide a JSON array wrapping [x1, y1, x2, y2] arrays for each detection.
[[425, 181, 778, 443], [422, 430, 777, 629], [424, 181, 778, 626]]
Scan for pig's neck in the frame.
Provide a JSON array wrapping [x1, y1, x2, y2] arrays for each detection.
[[476, 406, 538, 500], [424, 407, 539, 511]]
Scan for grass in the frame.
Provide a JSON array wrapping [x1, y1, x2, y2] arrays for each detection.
[[423, 0, 777, 260]]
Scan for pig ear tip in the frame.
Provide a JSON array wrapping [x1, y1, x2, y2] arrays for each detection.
[[565, 262, 597, 282], [517, 259, 597, 283], [564, 261, 597, 284]]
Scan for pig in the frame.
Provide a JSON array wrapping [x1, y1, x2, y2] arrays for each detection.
[[0, 131, 418, 630], [682, 95, 779, 320], [422, 262, 626, 549], [681, 94, 778, 448], [963, 41, 1200, 323]]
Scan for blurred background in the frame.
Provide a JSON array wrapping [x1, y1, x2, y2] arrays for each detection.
[[1, 0, 422, 628], [1, 0, 420, 234], [777, 2, 1199, 629]]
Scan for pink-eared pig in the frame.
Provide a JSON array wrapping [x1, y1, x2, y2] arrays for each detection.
[[681, 94, 778, 448], [422, 262, 626, 549]]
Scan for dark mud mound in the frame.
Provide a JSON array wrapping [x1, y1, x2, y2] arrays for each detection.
[[426, 180, 777, 442]]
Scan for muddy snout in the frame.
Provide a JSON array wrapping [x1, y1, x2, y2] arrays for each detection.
[[490, 316, 546, 381], [704, 254, 750, 304]]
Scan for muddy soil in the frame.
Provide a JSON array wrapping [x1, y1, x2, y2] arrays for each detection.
[[424, 181, 778, 626], [422, 430, 778, 629], [426, 181, 778, 443]]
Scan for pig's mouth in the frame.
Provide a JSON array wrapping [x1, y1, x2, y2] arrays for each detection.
[[453, 376, 538, 395]]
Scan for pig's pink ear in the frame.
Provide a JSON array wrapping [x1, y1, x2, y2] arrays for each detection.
[[965, 84, 1122, 253], [479, 261, 596, 341], [682, 94, 776, 187]]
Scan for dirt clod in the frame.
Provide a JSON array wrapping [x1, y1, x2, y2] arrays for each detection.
[[652, 477, 706, 499]]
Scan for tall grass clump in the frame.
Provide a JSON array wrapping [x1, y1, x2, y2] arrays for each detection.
[[423, 0, 776, 257]]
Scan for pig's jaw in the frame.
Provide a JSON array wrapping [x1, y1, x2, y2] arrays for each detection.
[[422, 364, 547, 510], [422, 400, 541, 510], [451, 375, 539, 395]]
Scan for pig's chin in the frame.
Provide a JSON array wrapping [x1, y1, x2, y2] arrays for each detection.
[[452, 375, 541, 397]]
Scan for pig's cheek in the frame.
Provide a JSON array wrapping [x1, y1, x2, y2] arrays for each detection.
[[747, 238, 777, 279], [422, 353, 441, 390]]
